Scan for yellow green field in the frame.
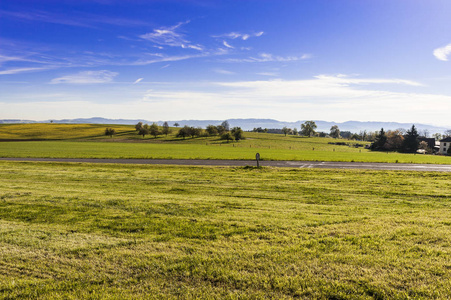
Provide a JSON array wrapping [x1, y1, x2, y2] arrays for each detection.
[[0, 123, 450, 164], [0, 161, 450, 299]]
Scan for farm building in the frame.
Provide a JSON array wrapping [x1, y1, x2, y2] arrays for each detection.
[[439, 137, 451, 155]]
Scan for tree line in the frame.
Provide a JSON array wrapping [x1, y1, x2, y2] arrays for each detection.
[[130, 120, 244, 142]]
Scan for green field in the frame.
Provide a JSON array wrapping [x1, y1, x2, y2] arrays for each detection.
[[0, 161, 450, 299], [1, 124, 450, 164]]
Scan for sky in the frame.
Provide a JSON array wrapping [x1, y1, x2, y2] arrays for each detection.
[[1, 0, 451, 127]]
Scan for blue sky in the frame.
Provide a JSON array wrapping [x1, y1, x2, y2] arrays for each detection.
[[1, 0, 451, 126]]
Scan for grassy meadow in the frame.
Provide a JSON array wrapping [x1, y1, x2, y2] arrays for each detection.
[[0, 161, 451, 298], [0, 123, 450, 164]]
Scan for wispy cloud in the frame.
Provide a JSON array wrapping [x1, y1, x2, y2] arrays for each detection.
[[214, 69, 235, 75], [0, 67, 52, 75], [256, 72, 279, 77], [0, 9, 93, 27], [133, 78, 143, 84], [433, 43, 451, 61], [139, 21, 203, 51], [224, 53, 311, 63], [50, 70, 118, 84], [223, 41, 234, 49], [131, 53, 208, 66], [0, 9, 150, 28], [213, 31, 264, 40]]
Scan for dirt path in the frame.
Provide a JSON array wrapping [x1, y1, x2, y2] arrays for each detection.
[[1, 157, 451, 172]]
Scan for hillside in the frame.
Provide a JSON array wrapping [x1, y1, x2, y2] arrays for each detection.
[[1, 118, 448, 133]]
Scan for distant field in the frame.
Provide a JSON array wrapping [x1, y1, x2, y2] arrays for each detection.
[[0, 123, 135, 140], [1, 123, 450, 164], [0, 161, 450, 298]]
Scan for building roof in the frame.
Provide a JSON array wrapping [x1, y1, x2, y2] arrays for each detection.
[[439, 137, 451, 142]]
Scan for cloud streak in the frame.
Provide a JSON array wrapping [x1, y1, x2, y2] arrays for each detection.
[[224, 53, 311, 63], [139, 21, 203, 51], [213, 31, 264, 40], [0, 67, 52, 75], [50, 70, 118, 84], [0, 9, 151, 28]]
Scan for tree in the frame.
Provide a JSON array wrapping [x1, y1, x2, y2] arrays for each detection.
[[330, 125, 340, 138], [104, 128, 115, 138], [216, 125, 226, 135], [162, 121, 171, 136], [221, 132, 234, 143], [206, 125, 219, 136], [177, 125, 190, 139], [444, 130, 451, 138], [282, 127, 291, 136], [138, 124, 149, 137], [221, 120, 230, 132], [292, 128, 298, 136], [371, 128, 387, 151], [433, 133, 442, 140], [188, 127, 202, 138], [420, 129, 429, 138], [135, 122, 143, 131], [300, 121, 317, 137], [231, 127, 245, 141], [401, 125, 419, 153], [385, 130, 404, 151], [173, 122, 180, 128], [359, 130, 368, 141], [149, 123, 160, 138]]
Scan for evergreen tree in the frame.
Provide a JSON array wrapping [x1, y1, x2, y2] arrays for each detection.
[[371, 128, 387, 151], [402, 125, 419, 153]]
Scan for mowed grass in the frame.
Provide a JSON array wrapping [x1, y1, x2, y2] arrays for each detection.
[[1, 123, 450, 164], [2, 140, 451, 164], [0, 161, 451, 299]]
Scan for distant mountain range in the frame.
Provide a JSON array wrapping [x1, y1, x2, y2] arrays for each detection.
[[1, 117, 449, 134]]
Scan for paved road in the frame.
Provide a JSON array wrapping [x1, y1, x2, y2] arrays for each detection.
[[1, 157, 451, 172]]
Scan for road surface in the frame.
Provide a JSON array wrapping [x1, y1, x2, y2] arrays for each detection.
[[1, 157, 451, 172]]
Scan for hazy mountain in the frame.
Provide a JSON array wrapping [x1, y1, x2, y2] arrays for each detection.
[[0, 117, 448, 134]]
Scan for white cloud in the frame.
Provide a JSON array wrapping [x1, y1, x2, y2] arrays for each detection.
[[50, 70, 118, 84], [139, 21, 203, 51], [223, 41, 234, 49], [131, 53, 208, 66], [133, 78, 143, 84], [213, 31, 264, 40], [0, 67, 51, 75], [3, 75, 449, 127], [433, 43, 451, 61], [225, 53, 311, 63], [256, 72, 279, 77], [214, 69, 235, 75]]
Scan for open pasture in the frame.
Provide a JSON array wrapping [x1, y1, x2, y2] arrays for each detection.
[[0, 161, 451, 298], [0, 124, 450, 164]]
